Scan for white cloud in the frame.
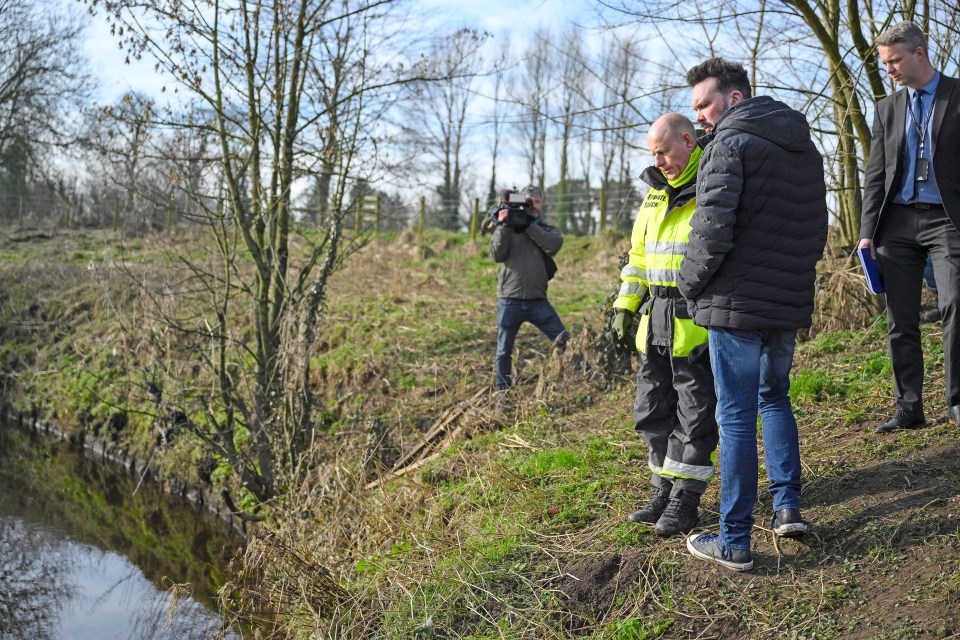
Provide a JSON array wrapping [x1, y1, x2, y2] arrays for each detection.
[[434, 0, 591, 34], [67, 1, 169, 104]]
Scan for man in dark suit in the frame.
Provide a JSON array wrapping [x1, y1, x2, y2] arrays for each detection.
[[858, 21, 960, 432]]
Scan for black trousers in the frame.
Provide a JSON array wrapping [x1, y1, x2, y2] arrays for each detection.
[[633, 343, 718, 496], [877, 203, 960, 414]]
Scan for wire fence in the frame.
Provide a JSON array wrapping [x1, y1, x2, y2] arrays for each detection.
[[0, 182, 645, 238]]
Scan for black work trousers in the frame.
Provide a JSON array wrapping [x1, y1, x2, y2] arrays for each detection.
[[877, 203, 960, 414], [632, 342, 718, 497]]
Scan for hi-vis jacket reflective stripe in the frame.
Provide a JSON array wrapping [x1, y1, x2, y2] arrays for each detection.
[[612, 146, 707, 357]]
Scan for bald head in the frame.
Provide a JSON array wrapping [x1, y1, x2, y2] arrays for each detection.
[[647, 113, 697, 180], [650, 113, 696, 141]]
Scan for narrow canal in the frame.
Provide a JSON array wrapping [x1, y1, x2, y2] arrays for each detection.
[[0, 421, 243, 639]]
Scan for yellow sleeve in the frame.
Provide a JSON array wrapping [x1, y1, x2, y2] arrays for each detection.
[[612, 203, 650, 313]]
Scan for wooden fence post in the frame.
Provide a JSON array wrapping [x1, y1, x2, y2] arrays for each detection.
[[62, 194, 72, 228], [470, 198, 480, 240], [417, 196, 426, 256], [598, 186, 607, 235]]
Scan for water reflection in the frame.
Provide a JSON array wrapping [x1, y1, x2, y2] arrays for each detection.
[[0, 517, 71, 638], [0, 423, 242, 640]]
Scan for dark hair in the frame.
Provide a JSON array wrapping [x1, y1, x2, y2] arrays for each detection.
[[686, 57, 752, 99], [521, 185, 543, 200]]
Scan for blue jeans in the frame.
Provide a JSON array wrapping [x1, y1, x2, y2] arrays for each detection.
[[495, 298, 568, 389], [709, 328, 802, 550]]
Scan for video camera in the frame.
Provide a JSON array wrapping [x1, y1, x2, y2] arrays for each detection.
[[482, 189, 536, 233]]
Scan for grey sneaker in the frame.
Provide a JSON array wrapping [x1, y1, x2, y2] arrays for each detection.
[[686, 533, 754, 571], [771, 508, 809, 537], [627, 485, 671, 524]]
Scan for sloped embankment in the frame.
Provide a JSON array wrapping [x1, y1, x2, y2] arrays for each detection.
[[1, 228, 957, 638]]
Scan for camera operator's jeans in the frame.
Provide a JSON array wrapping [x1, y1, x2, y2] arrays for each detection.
[[495, 298, 568, 389], [709, 328, 802, 551]]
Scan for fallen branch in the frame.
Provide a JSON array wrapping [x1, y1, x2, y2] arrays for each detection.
[[366, 425, 465, 490], [390, 388, 486, 471]]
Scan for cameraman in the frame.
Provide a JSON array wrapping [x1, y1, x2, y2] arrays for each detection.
[[489, 185, 569, 390]]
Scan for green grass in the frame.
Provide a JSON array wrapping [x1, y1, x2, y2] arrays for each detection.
[[791, 368, 847, 402], [809, 330, 854, 356], [604, 617, 673, 640], [6, 228, 960, 639], [515, 448, 585, 478]]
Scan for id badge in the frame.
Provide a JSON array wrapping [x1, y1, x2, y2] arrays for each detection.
[[916, 157, 930, 182]]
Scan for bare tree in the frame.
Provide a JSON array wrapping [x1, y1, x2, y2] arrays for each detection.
[[595, 0, 960, 246], [511, 28, 553, 192], [85, 93, 157, 227], [0, 0, 90, 219], [553, 25, 588, 233], [577, 122, 596, 235], [303, 5, 398, 229], [485, 39, 510, 210], [93, 0, 409, 511], [398, 29, 488, 230], [597, 32, 643, 232], [774, 0, 875, 246]]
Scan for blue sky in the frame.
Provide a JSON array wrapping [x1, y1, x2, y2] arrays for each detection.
[[68, 0, 167, 102], [424, 0, 604, 34], [70, 0, 605, 104], [63, 0, 651, 205]]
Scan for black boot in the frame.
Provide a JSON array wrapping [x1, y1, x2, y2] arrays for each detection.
[[627, 484, 671, 524], [655, 490, 700, 537]]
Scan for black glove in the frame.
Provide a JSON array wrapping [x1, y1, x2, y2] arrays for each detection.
[[611, 309, 634, 349]]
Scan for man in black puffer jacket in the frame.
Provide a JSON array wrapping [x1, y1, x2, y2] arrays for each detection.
[[678, 58, 828, 572]]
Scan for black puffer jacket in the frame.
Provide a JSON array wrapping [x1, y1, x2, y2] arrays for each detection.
[[677, 96, 828, 330]]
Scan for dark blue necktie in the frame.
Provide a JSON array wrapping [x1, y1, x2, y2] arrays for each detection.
[[903, 89, 925, 201]]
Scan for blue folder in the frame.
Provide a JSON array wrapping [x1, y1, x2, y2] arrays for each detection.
[[857, 248, 884, 294]]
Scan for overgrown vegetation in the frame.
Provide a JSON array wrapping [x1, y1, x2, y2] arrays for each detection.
[[1, 228, 957, 638]]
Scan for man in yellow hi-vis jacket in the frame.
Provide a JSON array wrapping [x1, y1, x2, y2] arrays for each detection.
[[611, 113, 718, 537]]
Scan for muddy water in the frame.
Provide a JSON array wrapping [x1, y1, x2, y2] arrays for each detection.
[[0, 422, 243, 639]]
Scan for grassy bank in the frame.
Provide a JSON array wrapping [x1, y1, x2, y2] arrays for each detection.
[[1, 227, 958, 639]]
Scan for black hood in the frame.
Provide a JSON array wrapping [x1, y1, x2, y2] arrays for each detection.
[[710, 96, 812, 152], [640, 165, 669, 190], [638, 165, 696, 212]]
